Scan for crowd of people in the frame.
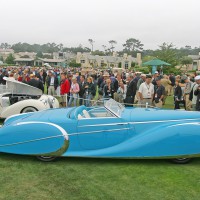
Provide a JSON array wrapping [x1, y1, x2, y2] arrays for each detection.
[[0, 65, 200, 111]]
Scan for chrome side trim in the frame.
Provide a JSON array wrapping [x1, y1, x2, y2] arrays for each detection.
[[78, 122, 129, 127], [78, 118, 200, 127], [129, 118, 200, 125], [74, 127, 129, 135], [169, 122, 200, 128], [0, 134, 64, 148]]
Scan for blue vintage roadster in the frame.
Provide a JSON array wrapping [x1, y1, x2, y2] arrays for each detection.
[[1, 99, 200, 163]]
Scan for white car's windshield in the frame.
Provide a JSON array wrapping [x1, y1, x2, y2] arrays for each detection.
[[104, 99, 125, 117]]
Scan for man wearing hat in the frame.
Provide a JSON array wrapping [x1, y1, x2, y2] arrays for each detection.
[[153, 77, 165, 108], [138, 75, 154, 107], [192, 75, 200, 111], [152, 71, 159, 86], [46, 71, 58, 96]]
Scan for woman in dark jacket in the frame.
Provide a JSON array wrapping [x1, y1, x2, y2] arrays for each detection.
[[174, 80, 183, 109], [103, 78, 115, 99], [84, 77, 96, 107]]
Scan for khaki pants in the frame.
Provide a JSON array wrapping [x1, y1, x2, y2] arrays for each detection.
[[114, 92, 119, 102], [48, 86, 55, 96], [163, 90, 168, 105], [140, 99, 152, 107], [185, 94, 191, 111], [167, 85, 174, 96], [192, 104, 196, 111]]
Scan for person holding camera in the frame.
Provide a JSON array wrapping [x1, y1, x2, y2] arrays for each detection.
[[174, 79, 183, 109], [153, 77, 165, 108]]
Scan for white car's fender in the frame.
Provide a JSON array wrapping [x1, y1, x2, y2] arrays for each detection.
[[1, 99, 49, 118]]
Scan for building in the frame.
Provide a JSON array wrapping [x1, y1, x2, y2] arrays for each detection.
[[14, 58, 35, 66], [76, 52, 142, 69], [0, 48, 14, 60], [14, 58, 67, 67], [188, 52, 200, 70], [35, 58, 67, 67]]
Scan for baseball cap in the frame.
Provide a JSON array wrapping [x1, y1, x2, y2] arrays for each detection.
[[195, 75, 200, 81]]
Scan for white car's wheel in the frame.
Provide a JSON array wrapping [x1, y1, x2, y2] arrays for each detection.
[[36, 156, 57, 162], [21, 107, 38, 113]]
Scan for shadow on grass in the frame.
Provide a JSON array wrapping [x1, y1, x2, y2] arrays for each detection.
[[1, 152, 200, 166]]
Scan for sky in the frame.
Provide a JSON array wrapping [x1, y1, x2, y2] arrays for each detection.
[[0, 0, 200, 50]]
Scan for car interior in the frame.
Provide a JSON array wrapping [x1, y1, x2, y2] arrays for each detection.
[[76, 106, 115, 119]]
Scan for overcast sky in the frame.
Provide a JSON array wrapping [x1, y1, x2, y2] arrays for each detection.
[[0, 0, 200, 50]]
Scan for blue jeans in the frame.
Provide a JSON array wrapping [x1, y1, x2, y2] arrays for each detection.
[[85, 94, 93, 107], [79, 96, 84, 106], [68, 94, 78, 107]]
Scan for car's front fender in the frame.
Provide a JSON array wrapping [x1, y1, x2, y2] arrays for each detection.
[[0, 121, 69, 156], [1, 99, 49, 118]]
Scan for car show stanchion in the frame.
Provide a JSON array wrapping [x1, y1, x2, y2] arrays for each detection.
[[53, 94, 155, 108]]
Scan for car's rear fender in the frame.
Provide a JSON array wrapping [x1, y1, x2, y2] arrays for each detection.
[[67, 121, 200, 158]]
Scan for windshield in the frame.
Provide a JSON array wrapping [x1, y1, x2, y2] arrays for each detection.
[[104, 99, 125, 117]]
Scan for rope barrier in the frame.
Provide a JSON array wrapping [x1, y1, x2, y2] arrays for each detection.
[[53, 94, 156, 108]]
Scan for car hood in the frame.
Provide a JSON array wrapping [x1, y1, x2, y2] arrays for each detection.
[[4, 107, 75, 126]]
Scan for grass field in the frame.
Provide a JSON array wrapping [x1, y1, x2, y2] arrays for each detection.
[[0, 96, 200, 200]]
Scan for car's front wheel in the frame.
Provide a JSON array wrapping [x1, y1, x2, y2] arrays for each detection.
[[21, 107, 38, 113], [36, 156, 57, 162], [170, 158, 192, 164]]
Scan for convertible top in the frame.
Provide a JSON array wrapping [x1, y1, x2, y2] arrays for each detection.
[[3, 77, 42, 96]]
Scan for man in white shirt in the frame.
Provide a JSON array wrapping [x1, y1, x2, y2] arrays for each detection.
[[138, 75, 154, 107]]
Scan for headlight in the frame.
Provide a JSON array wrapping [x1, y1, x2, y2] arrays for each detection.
[[41, 99, 48, 106]]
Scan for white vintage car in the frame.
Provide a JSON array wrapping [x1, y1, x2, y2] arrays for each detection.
[[0, 77, 59, 118]]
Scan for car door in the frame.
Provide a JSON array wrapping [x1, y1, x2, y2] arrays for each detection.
[[77, 117, 128, 150]]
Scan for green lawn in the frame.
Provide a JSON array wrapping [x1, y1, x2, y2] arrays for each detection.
[[0, 96, 200, 200]]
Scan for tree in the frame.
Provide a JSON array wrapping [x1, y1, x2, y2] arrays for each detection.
[[0, 56, 3, 62], [36, 51, 43, 58], [59, 43, 63, 51], [5, 54, 15, 64], [122, 38, 144, 53], [102, 45, 107, 54], [108, 40, 117, 53], [69, 60, 80, 68], [118, 62, 122, 68], [0, 43, 11, 49], [91, 50, 105, 56], [131, 62, 136, 67], [142, 55, 155, 63], [153, 43, 178, 67], [88, 39, 95, 52], [180, 56, 193, 70]]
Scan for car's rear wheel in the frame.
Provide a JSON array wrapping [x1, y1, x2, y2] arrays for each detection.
[[36, 156, 57, 162], [170, 158, 192, 164], [21, 107, 38, 113]]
